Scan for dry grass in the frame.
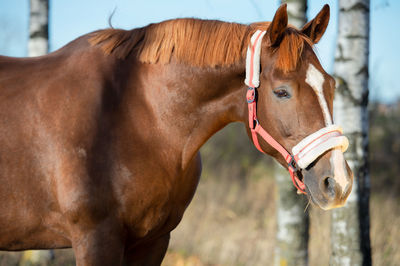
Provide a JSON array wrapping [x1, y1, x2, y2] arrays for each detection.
[[370, 196, 400, 266], [2, 189, 397, 266], [166, 169, 277, 266], [163, 124, 400, 266], [165, 174, 400, 266]]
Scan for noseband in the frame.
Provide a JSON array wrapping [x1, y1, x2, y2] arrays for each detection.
[[244, 30, 349, 194]]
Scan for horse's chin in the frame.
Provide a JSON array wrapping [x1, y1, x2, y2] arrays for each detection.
[[306, 188, 345, 210]]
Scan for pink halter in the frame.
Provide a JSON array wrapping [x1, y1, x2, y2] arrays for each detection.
[[245, 30, 348, 194]]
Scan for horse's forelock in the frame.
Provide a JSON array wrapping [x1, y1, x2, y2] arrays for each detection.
[[272, 27, 315, 73]]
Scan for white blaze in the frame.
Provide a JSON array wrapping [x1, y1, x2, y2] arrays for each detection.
[[331, 148, 349, 191], [305, 64, 332, 125], [305, 64, 349, 191]]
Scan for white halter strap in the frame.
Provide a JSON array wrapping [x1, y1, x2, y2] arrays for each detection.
[[245, 30, 266, 88]]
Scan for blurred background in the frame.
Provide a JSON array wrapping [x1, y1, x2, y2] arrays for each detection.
[[0, 0, 399, 265]]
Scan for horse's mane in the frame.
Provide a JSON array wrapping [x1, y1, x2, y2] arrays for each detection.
[[88, 18, 313, 72]]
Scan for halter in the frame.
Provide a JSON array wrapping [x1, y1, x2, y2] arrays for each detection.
[[245, 30, 349, 194]]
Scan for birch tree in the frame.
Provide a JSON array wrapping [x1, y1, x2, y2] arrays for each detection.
[[20, 0, 52, 264], [274, 1, 309, 266], [330, 0, 371, 265], [28, 0, 49, 56], [282, 0, 307, 26]]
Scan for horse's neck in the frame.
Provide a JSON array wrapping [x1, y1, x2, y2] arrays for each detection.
[[139, 62, 247, 168]]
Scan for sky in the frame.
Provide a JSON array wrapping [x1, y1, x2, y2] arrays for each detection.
[[0, 0, 398, 103]]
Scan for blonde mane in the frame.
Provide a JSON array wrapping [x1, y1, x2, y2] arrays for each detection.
[[89, 18, 313, 72]]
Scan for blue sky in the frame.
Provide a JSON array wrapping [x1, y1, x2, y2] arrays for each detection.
[[0, 0, 398, 103]]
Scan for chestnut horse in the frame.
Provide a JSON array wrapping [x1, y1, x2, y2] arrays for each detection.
[[0, 4, 352, 265]]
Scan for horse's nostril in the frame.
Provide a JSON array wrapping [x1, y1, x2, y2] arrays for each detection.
[[324, 177, 332, 187], [323, 177, 336, 197]]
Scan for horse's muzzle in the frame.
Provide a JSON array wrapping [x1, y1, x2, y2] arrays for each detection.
[[303, 153, 353, 210]]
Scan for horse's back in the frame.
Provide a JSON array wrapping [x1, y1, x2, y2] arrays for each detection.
[[0, 36, 94, 92]]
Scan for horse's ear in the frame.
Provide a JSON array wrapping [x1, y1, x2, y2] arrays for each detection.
[[301, 4, 330, 44], [267, 3, 288, 47]]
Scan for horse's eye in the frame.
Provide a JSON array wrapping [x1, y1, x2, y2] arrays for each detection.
[[273, 88, 291, 99]]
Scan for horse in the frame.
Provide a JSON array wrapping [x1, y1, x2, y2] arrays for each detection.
[[0, 4, 352, 265]]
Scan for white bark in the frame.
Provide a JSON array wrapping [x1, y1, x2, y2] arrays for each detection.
[[28, 0, 48, 56], [273, 2, 309, 266], [274, 165, 309, 266], [282, 0, 307, 28], [330, 0, 371, 265]]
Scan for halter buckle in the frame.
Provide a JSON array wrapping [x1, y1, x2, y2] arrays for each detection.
[[246, 87, 256, 103], [288, 155, 299, 173]]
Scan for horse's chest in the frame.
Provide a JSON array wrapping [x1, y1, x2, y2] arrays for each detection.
[[122, 153, 202, 239]]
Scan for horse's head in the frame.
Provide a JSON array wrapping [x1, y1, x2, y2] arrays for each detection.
[[247, 4, 353, 210]]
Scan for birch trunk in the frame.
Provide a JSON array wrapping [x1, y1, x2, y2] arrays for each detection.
[[274, 165, 309, 266], [282, 0, 307, 27], [274, 1, 309, 266], [20, 0, 52, 265], [28, 0, 48, 56], [330, 0, 371, 265]]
